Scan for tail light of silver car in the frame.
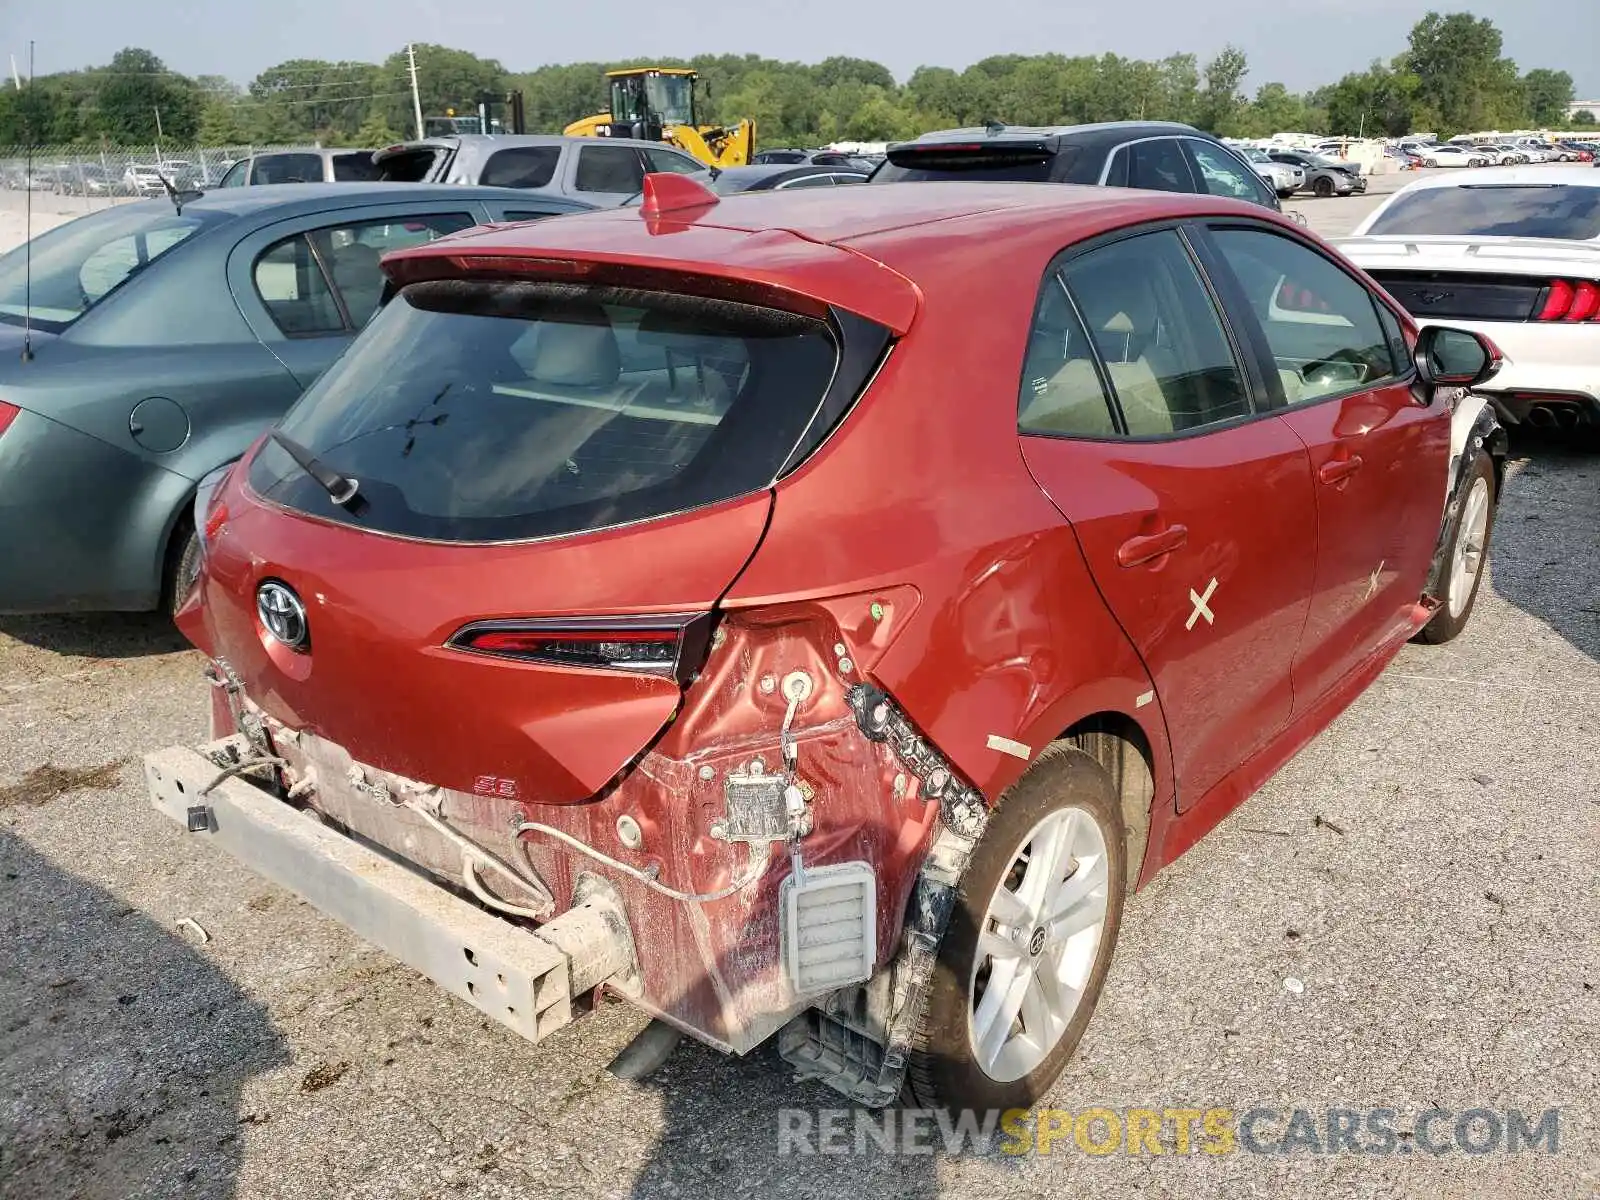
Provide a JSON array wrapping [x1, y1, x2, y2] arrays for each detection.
[[447, 614, 713, 685], [0, 401, 19, 439], [1534, 280, 1600, 322]]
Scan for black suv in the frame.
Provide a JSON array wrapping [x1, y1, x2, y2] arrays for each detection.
[[871, 121, 1292, 216]]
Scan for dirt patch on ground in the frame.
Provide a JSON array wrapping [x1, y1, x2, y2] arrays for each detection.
[[300, 1061, 351, 1093], [0, 761, 126, 810]]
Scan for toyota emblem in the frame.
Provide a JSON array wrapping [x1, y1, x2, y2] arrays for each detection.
[[256, 580, 309, 650]]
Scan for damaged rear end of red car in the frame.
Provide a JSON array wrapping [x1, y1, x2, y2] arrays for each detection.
[[146, 189, 1008, 1105]]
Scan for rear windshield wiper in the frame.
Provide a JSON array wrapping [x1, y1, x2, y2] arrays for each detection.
[[268, 429, 360, 506]]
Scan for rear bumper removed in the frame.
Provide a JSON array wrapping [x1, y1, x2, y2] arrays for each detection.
[[145, 736, 640, 1046]]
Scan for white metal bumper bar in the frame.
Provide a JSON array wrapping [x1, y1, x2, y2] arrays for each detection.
[[144, 738, 581, 1043]]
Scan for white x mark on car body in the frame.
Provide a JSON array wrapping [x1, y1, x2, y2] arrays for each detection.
[[1186, 578, 1218, 630], [1364, 560, 1385, 601]]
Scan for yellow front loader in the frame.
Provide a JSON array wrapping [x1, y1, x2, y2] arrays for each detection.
[[563, 68, 755, 170]]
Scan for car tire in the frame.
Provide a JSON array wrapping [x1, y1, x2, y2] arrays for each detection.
[[1277, 188, 1297, 199], [163, 518, 202, 620], [1312, 176, 1335, 198], [905, 744, 1126, 1111], [1417, 453, 1496, 645]]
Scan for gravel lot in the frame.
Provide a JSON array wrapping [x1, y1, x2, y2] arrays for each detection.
[[2, 179, 1597, 1200]]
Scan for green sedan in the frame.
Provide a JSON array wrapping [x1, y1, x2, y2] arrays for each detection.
[[0, 182, 593, 614]]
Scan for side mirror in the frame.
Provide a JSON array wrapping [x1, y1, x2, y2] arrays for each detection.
[[1413, 325, 1502, 389]]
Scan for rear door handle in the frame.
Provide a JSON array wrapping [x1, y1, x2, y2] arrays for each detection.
[[1318, 454, 1364, 484], [1117, 524, 1188, 568]]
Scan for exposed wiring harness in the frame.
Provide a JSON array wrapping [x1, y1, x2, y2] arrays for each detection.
[[199, 756, 285, 796], [399, 797, 556, 918], [515, 820, 772, 903]]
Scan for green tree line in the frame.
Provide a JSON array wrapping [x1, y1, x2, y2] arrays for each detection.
[[0, 15, 1588, 150]]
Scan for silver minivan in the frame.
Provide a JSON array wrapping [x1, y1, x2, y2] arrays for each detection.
[[216, 148, 383, 187], [373, 134, 709, 207]]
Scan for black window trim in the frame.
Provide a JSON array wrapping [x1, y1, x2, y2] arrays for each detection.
[[1188, 217, 1418, 413], [1016, 217, 1273, 445]]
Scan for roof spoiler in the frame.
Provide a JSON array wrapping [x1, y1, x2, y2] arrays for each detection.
[[639, 172, 719, 219]]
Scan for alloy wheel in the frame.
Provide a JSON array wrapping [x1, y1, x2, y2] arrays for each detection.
[[1449, 475, 1490, 618], [967, 805, 1110, 1083]]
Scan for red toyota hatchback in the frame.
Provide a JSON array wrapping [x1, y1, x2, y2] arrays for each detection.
[[147, 175, 1506, 1111]]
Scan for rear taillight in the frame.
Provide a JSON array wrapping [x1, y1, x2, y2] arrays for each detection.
[[192, 461, 235, 558], [0, 401, 20, 438], [1534, 279, 1600, 322], [1565, 281, 1600, 322], [448, 615, 712, 683]]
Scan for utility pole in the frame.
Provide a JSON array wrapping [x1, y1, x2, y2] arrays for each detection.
[[407, 43, 424, 140]]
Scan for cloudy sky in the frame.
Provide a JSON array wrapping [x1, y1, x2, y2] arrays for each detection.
[[6, 0, 1597, 96]]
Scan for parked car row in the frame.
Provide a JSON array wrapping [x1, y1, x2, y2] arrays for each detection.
[[2, 157, 226, 196], [31, 114, 1597, 621], [15, 111, 1587, 1118]]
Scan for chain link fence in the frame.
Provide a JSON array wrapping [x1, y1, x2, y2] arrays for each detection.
[[0, 144, 306, 212]]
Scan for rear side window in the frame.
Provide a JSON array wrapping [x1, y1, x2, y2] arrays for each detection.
[[254, 214, 476, 336], [250, 153, 325, 184], [1364, 185, 1600, 240], [643, 148, 704, 175], [480, 146, 561, 188], [1018, 276, 1117, 437], [1058, 230, 1249, 435], [253, 237, 342, 335], [248, 281, 846, 542], [332, 152, 381, 182], [576, 145, 645, 193], [1124, 140, 1197, 194], [1103, 148, 1130, 188]]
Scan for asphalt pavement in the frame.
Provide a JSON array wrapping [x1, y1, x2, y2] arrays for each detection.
[[1, 180, 1597, 1200]]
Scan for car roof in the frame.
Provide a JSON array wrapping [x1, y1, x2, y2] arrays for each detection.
[[376, 134, 673, 155], [1388, 164, 1600, 194], [248, 147, 376, 158], [116, 182, 596, 219], [900, 121, 1202, 148], [716, 164, 867, 183], [384, 180, 1298, 334]]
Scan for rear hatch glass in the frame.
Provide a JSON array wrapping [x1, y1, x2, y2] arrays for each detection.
[[1366, 184, 1600, 240], [376, 146, 449, 183], [248, 280, 842, 542], [0, 204, 224, 331], [874, 140, 1066, 183], [332, 151, 382, 182]]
